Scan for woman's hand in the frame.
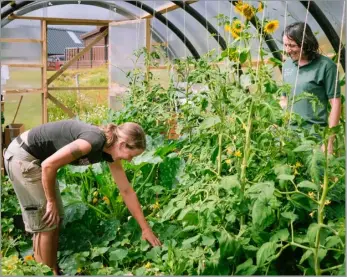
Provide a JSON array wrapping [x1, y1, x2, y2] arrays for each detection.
[[142, 228, 161, 247], [42, 201, 60, 227]]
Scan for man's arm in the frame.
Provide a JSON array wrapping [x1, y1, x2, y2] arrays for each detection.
[[108, 161, 161, 246]]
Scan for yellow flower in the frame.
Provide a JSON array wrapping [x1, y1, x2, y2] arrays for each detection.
[[257, 1, 264, 12], [264, 20, 279, 34], [103, 196, 110, 205], [294, 169, 299, 175], [24, 255, 34, 261], [295, 162, 302, 168], [227, 146, 233, 155], [225, 159, 232, 165], [231, 19, 244, 33], [92, 197, 98, 204], [324, 200, 331, 205], [145, 262, 151, 269], [231, 29, 240, 39], [224, 24, 232, 32], [77, 268, 82, 273], [242, 4, 255, 20], [309, 211, 315, 218], [308, 192, 315, 199], [152, 201, 160, 210], [234, 150, 242, 157], [234, 1, 245, 14], [188, 153, 193, 159]]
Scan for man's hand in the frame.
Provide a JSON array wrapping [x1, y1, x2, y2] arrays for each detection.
[[42, 201, 60, 227], [142, 228, 161, 247]]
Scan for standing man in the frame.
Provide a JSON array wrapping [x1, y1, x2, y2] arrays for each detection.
[[280, 22, 341, 154]]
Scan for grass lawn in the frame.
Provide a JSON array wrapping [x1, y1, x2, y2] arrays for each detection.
[[3, 65, 171, 130]]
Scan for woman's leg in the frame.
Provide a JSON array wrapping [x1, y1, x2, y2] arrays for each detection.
[[34, 227, 60, 275]]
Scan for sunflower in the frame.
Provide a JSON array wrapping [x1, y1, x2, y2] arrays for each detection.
[[264, 20, 279, 34], [242, 4, 255, 20], [257, 1, 264, 12], [224, 24, 232, 33], [234, 1, 245, 14], [231, 19, 244, 33], [231, 29, 240, 39]]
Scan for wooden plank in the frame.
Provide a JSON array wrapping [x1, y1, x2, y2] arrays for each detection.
[[48, 87, 108, 91], [8, 14, 119, 26], [5, 89, 43, 94], [0, 38, 42, 43], [141, 1, 198, 19], [109, 19, 142, 26], [47, 28, 109, 85], [4, 64, 43, 68], [47, 93, 76, 118], [42, 20, 48, 124]]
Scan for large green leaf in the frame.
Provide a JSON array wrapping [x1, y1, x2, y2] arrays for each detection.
[[182, 234, 201, 247], [199, 116, 221, 129], [235, 258, 258, 275], [109, 249, 128, 261], [307, 223, 320, 246], [247, 182, 274, 199], [90, 247, 109, 259], [133, 150, 162, 165], [297, 181, 318, 191], [252, 198, 275, 229], [281, 211, 298, 222], [270, 229, 290, 242], [299, 249, 313, 264], [256, 241, 279, 267]]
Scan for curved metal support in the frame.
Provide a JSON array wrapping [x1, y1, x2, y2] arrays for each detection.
[[300, 1, 345, 71], [172, 1, 227, 50], [1, 1, 34, 19], [0, 0, 178, 58], [126, 1, 200, 59]]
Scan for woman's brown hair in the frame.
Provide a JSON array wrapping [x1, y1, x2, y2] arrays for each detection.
[[100, 122, 146, 150]]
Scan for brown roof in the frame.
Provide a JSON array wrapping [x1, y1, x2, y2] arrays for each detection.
[[80, 26, 108, 40]]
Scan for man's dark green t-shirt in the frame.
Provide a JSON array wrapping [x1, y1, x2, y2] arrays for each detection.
[[27, 120, 113, 164], [283, 54, 340, 127]]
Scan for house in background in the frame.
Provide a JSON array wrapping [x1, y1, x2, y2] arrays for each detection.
[[65, 26, 109, 69], [47, 27, 85, 57], [47, 27, 86, 70]]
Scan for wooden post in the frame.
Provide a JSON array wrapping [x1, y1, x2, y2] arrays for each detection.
[[41, 20, 48, 123]]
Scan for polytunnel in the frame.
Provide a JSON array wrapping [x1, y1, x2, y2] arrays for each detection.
[[0, 2, 346, 276]]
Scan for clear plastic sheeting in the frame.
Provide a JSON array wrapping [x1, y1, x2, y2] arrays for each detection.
[[0, 42, 42, 64], [0, 19, 41, 39], [3, 68, 42, 90], [109, 19, 146, 111]]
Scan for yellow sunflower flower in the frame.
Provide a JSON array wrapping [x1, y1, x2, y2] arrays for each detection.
[[232, 19, 244, 33], [242, 4, 255, 20], [264, 20, 279, 34], [231, 29, 240, 39], [257, 1, 264, 12], [224, 24, 232, 33], [234, 1, 245, 14]]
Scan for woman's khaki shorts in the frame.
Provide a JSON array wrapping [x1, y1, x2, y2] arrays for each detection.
[[3, 133, 64, 233]]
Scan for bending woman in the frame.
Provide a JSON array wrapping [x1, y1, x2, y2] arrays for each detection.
[[3, 119, 161, 275]]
